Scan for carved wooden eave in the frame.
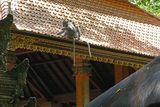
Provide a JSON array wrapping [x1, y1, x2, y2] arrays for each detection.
[[10, 29, 153, 68]]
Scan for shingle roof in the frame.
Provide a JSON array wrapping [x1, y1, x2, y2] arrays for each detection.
[[1, 0, 160, 56]]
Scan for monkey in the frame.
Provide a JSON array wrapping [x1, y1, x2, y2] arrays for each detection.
[[58, 20, 92, 60], [58, 20, 80, 40]]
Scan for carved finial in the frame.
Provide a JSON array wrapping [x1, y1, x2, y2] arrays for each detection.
[[8, 0, 11, 14]]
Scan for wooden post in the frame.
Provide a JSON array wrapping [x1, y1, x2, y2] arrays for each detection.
[[114, 65, 129, 84], [74, 57, 90, 107]]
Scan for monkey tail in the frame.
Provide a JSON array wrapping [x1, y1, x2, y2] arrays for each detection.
[[87, 42, 92, 57]]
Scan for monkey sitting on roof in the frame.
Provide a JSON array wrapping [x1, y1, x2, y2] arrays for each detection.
[[58, 20, 80, 40]]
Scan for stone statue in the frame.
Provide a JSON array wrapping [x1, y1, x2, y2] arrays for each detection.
[[0, 12, 31, 107], [8, 58, 30, 104], [0, 14, 13, 71]]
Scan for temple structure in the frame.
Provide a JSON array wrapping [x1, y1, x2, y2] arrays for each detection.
[[0, 0, 160, 107]]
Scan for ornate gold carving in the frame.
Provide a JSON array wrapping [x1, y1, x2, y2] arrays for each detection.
[[10, 32, 152, 68]]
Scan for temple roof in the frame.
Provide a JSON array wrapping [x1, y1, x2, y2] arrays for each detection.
[[1, 0, 160, 56]]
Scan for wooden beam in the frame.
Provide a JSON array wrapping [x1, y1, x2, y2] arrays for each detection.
[[30, 66, 53, 98], [52, 62, 74, 92], [31, 58, 67, 66], [43, 64, 67, 93], [11, 31, 152, 68], [15, 49, 33, 55], [114, 65, 129, 84], [56, 61, 75, 90], [91, 64, 106, 89], [90, 78, 102, 91], [27, 81, 45, 99], [28, 72, 46, 99]]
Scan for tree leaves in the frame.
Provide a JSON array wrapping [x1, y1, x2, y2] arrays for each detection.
[[129, 0, 160, 17]]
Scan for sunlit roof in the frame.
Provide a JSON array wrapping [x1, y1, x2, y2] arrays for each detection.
[[1, 0, 160, 56], [0, 0, 9, 19]]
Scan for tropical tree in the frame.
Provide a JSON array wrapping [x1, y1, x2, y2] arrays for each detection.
[[129, 0, 160, 17]]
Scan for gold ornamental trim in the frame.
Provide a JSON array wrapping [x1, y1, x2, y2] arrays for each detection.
[[10, 32, 153, 68]]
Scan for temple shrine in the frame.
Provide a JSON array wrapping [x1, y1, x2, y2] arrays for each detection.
[[0, 0, 160, 107]]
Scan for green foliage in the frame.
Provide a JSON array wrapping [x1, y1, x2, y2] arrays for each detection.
[[129, 0, 160, 17]]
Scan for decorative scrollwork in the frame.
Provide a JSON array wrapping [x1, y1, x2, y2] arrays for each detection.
[[0, 13, 30, 106]]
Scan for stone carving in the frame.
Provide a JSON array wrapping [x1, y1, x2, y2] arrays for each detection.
[[0, 13, 30, 106], [0, 14, 13, 71]]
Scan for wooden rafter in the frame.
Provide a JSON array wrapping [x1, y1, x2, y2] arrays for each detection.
[[44, 64, 67, 93], [27, 80, 45, 99], [30, 66, 53, 99]]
